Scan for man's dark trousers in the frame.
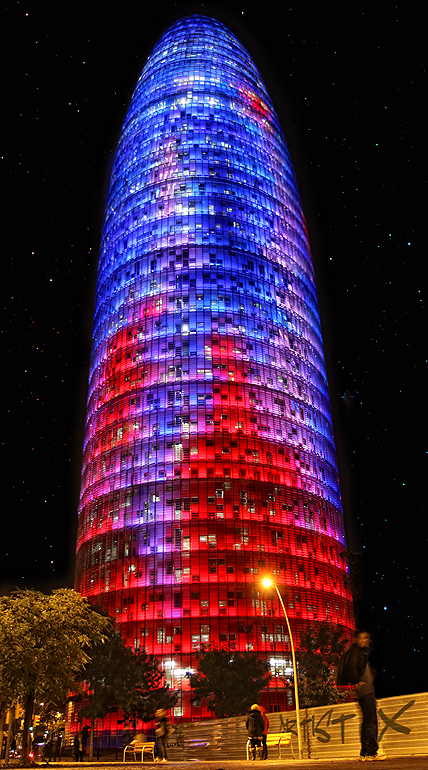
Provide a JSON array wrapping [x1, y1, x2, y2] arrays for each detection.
[[358, 692, 379, 757], [261, 735, 267, 760]]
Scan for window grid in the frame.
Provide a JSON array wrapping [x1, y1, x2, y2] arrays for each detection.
[[75, 15, 353, 724]]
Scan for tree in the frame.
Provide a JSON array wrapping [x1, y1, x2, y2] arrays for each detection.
[[188, 646, 271, 718], [296, 621, 350, 707], [115, 647, 177, 731], [78, 633, 177, 758], [0, 588, 111, 760], [76, 633, 125, 761]]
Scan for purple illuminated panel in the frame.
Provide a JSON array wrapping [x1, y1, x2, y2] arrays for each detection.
[[75, 15, 353, 722]]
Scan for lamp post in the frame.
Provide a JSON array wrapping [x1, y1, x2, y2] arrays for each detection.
[[262, 578, 303, 760]]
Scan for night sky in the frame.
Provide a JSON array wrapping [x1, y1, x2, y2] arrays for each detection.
[[3, 0, 425, 698]]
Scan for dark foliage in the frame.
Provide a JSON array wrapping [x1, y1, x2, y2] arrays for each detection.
[[188, 645, 271, 718], [296, 621, 350, 707]]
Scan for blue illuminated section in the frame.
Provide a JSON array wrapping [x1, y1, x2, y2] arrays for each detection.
[[75, 15, 353, 722]]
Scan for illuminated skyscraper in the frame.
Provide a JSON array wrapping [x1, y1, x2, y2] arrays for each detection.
[[75, 15, 353, 721]]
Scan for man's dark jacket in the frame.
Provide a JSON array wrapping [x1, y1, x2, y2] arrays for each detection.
[[346, 643, 370, 685], [246, 709, 265, 737]]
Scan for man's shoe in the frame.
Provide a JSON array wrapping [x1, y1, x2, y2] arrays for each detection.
[[366, 755, 386, 761], [359, 756, 367, 762]]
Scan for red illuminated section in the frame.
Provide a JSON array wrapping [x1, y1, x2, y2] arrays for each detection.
[[76, 315, 353, 722], [240, 88, 272, 123]]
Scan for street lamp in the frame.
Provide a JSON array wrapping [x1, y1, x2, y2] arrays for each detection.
[[261, 578, 303, 760]]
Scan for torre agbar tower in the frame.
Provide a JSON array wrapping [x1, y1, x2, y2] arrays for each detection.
[[75, 15, 353, 721]]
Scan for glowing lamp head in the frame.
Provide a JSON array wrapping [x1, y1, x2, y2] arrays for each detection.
[[262, 578, 273, 588]]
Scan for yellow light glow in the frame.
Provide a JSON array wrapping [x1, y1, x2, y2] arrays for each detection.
[[262, 578, 272, 588]]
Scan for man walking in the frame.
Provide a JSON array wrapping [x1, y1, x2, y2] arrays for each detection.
[[346, 631, 385, 761]]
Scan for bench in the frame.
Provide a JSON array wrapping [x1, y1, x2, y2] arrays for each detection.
[[246, 733, 294, 760], [123, 742, 156, 762], [266, 733, 294, 760]]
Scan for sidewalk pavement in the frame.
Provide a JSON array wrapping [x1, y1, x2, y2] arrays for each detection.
[[26, 757, 428, 770]]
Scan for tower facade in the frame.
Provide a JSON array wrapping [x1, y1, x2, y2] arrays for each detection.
[[75, 15, 353, 722]]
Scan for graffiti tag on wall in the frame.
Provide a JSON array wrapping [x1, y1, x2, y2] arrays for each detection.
[[279, 699, 416, 745]]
